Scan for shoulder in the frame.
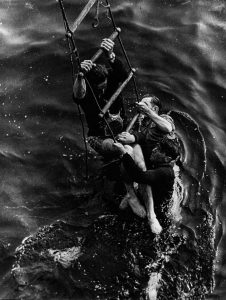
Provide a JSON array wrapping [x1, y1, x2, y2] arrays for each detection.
[[160, 114, 175, 129], [160, 113, 176, 138]]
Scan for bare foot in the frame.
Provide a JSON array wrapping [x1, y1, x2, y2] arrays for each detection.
[[146, 272, 161, 300], [148, 215, 162, 234], [128, 197, 146, 218], [119, 194, 129, 210]]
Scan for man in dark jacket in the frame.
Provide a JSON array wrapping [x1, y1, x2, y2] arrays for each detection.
[[73, 38, 128, 157]]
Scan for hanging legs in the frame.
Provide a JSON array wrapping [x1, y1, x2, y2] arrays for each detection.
[[139, 184, 162, 234], [119, 144, 146, 218], [120, 144, 162, 234]]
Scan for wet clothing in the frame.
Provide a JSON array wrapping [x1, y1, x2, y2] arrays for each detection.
[[74, 58, 127, 137], [122, 153, 175, 206], [133, 114, 178, 168]]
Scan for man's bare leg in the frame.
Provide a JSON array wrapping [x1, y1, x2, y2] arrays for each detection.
[[118, 144, 146, 217], [119, 169, 146, 218], [118, 143, 162, 230], [119, 144, 148, 219], [141, 185, 162, 234], [119, 193, 129, 210], [119, 144, 145, 210], [132, 144, 162, 234], [119, 144, 133, 209], [123, 183, 146, 218], [132, 144, 147, 171]]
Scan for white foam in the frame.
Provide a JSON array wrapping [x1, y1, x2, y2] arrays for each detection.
[[48, 246, 82, 269], [146, 272, 162, 300], [170, 165, 184, 222]]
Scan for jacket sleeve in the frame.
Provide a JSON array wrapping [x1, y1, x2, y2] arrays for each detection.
[[133, 131, 147, 144], [109, 57, 128, 82]]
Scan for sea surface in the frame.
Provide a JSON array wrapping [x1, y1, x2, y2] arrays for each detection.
[[0, 0, 226, 299]]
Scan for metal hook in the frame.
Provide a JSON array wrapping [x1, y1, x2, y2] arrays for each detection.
[[92, 0, 100, 28], [100, 2, 110, 8], [99, 0, 111, 21]]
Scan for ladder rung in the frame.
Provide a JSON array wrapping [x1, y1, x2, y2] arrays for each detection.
[[91, 28, 121, 62], [126, 113, 139, 132], [72, 0, 98, 33], [99, 69, 136, 118]]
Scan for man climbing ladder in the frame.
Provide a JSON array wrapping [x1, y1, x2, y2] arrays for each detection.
[[73, 37, 128, 156], [58, 0, 139, 159]]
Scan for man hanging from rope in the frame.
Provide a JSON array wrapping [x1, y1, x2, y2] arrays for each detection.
[[73, 37, 127, 157]]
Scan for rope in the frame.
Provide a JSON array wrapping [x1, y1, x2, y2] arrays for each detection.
[[104, 0, 140, 103], [58, 0, 81, 69], [58, 0, 88, 179], [92, 0, 101, 28], [77, 104, 89, 179], [84, 77, 117, 142]]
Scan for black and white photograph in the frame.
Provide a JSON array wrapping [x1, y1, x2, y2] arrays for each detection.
[[0, 0, 225, 299]]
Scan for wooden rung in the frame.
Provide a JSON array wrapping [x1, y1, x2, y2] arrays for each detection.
[[126, 113, 139, 132], [99, 69, 136, 118], [91, 28, 121, 62], [72, 0, 98, 33]]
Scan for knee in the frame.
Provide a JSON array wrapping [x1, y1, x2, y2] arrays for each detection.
[[102, 138, 114, 152], [124, 145, 134, 156], [136, 160, 146, 171], [132, 145, 146, 168]]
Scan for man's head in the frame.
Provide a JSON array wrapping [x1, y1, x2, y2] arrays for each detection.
[[86, 64, 108, 92], [141, 94, 162, 114]]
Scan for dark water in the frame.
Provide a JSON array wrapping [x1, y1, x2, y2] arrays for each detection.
[[0, 0, 226, 299]]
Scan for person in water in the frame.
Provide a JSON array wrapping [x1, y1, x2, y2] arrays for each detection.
[[115, 95, 179, 234], [73, 38, 128, 157]]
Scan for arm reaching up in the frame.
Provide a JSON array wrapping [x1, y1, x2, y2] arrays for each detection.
[[101, 38, 116, 63]]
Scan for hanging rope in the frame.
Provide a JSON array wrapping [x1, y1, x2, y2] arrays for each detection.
[[84, 77, 117, 142], [58, 0, 89, 179], [58, 0, 82, 71], [103, 0, 140, 103]]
